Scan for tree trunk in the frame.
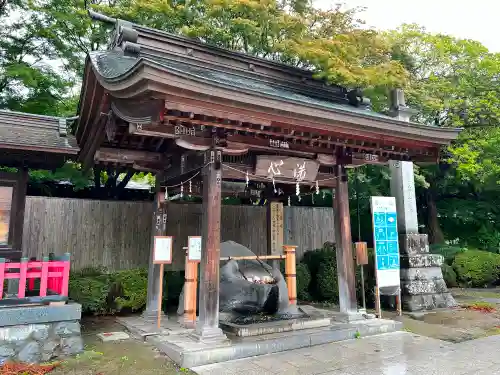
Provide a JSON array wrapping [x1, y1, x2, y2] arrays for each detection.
[[426, 188, 445, 244]]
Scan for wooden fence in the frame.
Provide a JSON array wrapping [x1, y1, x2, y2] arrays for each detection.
[[22, 197, 335, 271]]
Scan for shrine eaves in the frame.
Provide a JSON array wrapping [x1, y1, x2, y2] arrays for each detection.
[[74, 10, 461, 189]]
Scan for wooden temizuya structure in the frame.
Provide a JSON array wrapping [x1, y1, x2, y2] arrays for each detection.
[[0, 110, 78, 260], [76, 11, 461, 341]]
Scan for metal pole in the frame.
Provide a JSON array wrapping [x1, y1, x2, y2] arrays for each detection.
[[360, 265, 366, 311]]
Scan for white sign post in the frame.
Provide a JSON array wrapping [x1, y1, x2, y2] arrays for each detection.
[[153, 236, 173, 328], [187, 236, 202, 262], [371, 197, 402, 317]]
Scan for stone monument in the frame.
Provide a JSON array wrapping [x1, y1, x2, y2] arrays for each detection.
[[389, 89, 456, 311]]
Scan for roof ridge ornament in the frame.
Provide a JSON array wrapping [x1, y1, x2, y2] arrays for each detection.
[[88, 10, 137, 53], [389, 88, 418, 123], [347, 89, 371, 110], [123, 41, 141, 57]]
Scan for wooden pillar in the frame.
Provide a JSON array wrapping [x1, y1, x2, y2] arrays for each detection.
[[194, 150, 227, 342], [13, 168, 28, 252], [333, 164, 357, 314], [284, 245, 297, 304], [6, 168, 28, 296], [143, 175, 167, 320]]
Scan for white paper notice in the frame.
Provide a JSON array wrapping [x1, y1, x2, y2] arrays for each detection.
[[154, 236, 172, 264], [188, 236, 202, 262]]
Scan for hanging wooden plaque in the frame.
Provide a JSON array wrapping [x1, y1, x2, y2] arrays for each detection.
[[355, 241, 369, 266], [255, 156, 319, 182]]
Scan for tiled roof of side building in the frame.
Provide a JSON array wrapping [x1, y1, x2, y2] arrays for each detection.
[[0, 110, 78, 153]]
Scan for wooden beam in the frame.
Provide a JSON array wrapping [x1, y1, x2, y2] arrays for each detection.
[[166, 101, 272, 126], [82, 116, 108, 172], [78, 80, 103, 150], [0, 171, 19, 183], [128, 122, 211, 139], [164, 95, 439, 150], [76, 68, 95, 142], [162, 114, 419, 158], [95, 147, 164, 165], [80, 94, 110, 169]]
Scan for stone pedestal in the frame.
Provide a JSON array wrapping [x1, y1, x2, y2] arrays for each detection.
[[399, 233, 456, 311], [0, 303, 83, 364]]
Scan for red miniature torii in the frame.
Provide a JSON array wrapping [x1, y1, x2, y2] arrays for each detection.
[[0, 253, 70, 299]]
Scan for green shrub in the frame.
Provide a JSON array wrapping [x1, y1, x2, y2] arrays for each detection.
[[441, 264, 458, 288], [69, 267, 149, 314], [316, 247, 338, 303], [111, 268, 148, 311], [430, 245, 466, 265], [296, 262, 311, 301], [302, 242, 336, 300], [69, 273, 112, 314], [302, 243, 376, 306], [453, 250, 500, 287]]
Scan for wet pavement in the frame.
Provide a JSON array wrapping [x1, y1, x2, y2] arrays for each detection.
[[192, 331, 500, 375]]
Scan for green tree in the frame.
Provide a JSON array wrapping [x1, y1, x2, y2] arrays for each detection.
[[386, 25, 500, 247], [0, 13, 73, 114]]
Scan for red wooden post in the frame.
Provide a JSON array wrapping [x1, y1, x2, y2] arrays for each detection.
[[0, 259, 5, 300], [28, 258, 36, 292], [39, 256, 49, 297], [61, 253, 70, 297], [18, 257, 28, 298]]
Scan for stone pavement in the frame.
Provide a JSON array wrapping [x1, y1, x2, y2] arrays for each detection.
[[192, 331, 500, 375]]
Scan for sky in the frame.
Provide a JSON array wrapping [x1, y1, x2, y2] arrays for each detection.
[[315, 0, 500, 52]]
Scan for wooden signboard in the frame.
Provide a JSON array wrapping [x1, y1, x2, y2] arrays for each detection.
[[269, 202, 284, 256], [153, 236, 173, 264], [187, 236, 202, 262], [153, 235, 173, 328], [255, 156, 319, 182], [129, 123, 211, 139]]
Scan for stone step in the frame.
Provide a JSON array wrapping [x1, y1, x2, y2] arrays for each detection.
[[147, 319, 402, 368]]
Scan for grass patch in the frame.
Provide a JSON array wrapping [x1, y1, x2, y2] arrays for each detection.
[[452, 289, 500, 299], [51, 340, 195, 375]]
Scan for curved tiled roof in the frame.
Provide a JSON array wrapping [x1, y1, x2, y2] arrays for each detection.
[[91, 51, 392, 121]]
